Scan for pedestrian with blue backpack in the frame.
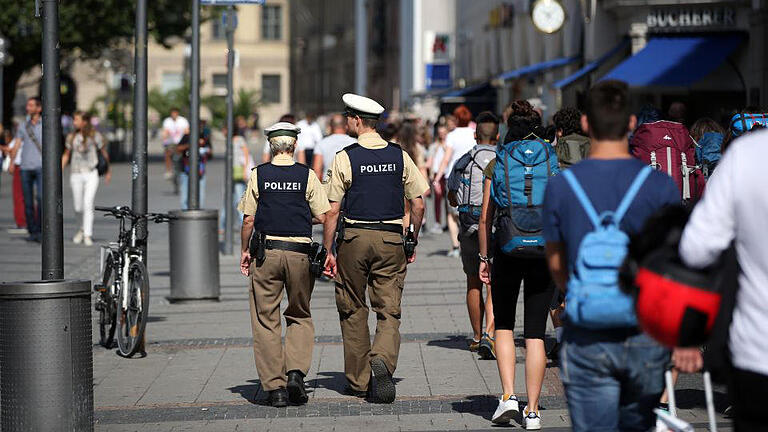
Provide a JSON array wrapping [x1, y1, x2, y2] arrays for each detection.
[[478, 100, 558, 429], [542, 81, 681, 431]]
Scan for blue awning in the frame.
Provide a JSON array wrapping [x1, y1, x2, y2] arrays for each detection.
[[496, 56, 580, 82], [440, 82, 490, 99], [601, 35, 744, 87], [554, 39, 630, 89]]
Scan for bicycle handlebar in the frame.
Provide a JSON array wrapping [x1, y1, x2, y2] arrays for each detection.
[[96, 206, 172, 223]]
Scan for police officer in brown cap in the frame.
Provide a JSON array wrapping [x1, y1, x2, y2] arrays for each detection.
[[239, 122, 336, 407], [324, 93, 429, 403]]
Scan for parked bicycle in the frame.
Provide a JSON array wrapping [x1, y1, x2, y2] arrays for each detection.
[[94, 205, 171, 357]]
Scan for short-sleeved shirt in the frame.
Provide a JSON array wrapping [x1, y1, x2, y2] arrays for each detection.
[[238, 153, 331, 243], [445, 127, 476, 174], [296, 120, 324, 151], [162, 116, 190, 145], [543, 158, 680, 271], [15, 119, 43, 170], [66, 132, 104, 174], [326, 131, 430, 225], [315, 133, 356, 181]]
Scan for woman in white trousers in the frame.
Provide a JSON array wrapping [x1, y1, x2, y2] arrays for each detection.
[[62, 111, 111, 246]]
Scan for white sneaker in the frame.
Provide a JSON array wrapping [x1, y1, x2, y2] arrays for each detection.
[[523, 405, 541, 430], [164, 171, 174, 180], [491, 394, 519, 425], [429, 226, 443, 234], [73, 230, 83, 244], [84, 236, 93, 246]]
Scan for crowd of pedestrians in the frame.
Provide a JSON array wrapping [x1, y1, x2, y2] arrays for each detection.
[[153, 93, 768, 429], [433, 80, 767, 430], [2, 80, 767, 430]]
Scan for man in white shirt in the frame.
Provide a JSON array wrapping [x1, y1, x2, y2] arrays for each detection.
[[679, 129, 768, 430], [312, 114, 355, 181], [434, 105, 476, 257], [161, 108, 190, 179], [296, 114, 323, 166]]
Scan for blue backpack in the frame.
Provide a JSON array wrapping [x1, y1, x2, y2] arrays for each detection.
[[491, 139, 559, 257], [562, 166, 652, 329], [695, 132, 723, 178]]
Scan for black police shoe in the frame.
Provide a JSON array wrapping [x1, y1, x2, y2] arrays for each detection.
[[286, 370, 308, 404], [268, 388, 289, 407], [343, 385, 368, 398], [369, 358, 396, 404]]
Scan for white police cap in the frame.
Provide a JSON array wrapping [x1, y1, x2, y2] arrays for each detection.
[[264, 121, 301, 139], [342, 93, 385, 119]]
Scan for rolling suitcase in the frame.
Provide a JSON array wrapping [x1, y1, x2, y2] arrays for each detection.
[[655, 370, 718, 432]]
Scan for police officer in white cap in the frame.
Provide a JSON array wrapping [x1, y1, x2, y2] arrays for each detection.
[[238, 122, 336, 407], [324, 94, 429, 403]]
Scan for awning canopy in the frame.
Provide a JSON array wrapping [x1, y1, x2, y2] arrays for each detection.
[[440, 82, 495, 103], [554, 39, 630, 89], [495, 56, 580, 82], [601, 34, 744, 87]]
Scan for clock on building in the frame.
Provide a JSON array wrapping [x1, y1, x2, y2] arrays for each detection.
[[531, 0, 566, 34]]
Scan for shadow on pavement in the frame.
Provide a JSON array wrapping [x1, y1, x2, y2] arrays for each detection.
[[450, 394, 497, 422], [426, 335, 470, 351], [312, 371, 348, 395], [228, 379, 264, 404]]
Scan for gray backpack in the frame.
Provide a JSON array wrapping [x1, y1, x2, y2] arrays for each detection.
[[555, 134, 590, 169], [450, 145, 496, 233]]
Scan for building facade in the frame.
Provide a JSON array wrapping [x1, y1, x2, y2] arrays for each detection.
[[290, 0, 402, 115], [72, 1, 291, 129], [563, 0, 768, 123]]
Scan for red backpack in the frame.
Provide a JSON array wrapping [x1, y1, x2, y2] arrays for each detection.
[[630, 121, 705, 203]]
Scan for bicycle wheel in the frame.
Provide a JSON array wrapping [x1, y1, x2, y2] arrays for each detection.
[[116, 259, 150, 357], [98, 254, 117, 348]]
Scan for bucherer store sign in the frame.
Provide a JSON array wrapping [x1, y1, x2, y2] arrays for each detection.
[[647, 7, 736, 30]]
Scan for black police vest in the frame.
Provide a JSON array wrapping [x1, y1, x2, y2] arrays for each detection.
[[255, 163, 312, 237], [344, 143, 405, 221]]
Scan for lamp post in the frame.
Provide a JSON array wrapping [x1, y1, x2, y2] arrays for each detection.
[[189, 0, 201, 209], [223, 7, 236, 255]]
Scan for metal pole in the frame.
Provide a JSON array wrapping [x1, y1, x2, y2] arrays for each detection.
[[189, 0, 201, 210], [132, 0, 148, 255], [41, 0, 63, 280], [0, 65, 4, 128], [223, 7, 235, 255], [355, 0, 367, 95]]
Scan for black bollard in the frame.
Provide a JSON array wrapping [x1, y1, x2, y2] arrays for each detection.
[[0, 280, 93, 431]]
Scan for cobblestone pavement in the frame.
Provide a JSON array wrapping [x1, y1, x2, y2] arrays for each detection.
[[0, 157, 731, 431]]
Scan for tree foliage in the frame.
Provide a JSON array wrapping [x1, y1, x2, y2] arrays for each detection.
[[0, 0, 209, 126], [203, 89, 261, 129]]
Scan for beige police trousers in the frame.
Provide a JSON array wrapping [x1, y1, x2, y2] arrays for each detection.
[[249, 248, 315, 391], [335, 227, 407, 391]]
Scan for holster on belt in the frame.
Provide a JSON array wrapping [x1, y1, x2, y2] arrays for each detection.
[[249, 231, 266, 264], [309, 242, 328, 278], [336, 212, 346, 242]]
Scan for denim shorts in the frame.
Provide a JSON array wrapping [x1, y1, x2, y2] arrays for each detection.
[[560, 327, 669, 432]]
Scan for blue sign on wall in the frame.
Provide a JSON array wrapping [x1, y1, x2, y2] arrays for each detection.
[[426, 63, 451, 90]]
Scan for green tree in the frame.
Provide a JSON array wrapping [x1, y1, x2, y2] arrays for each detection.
[[149, 81, 193, 123], [0, 0, 212, 127], [203, 88, 261, 129]]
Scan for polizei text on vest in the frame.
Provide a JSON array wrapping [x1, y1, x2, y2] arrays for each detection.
[[360, 163, 397, 174], [263, 181, 302, 191]]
